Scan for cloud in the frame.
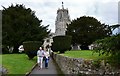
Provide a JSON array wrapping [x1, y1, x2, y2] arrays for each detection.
[[0, 0, 119, 33]]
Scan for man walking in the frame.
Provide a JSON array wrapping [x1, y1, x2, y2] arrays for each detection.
[[37, 47, 44, 70]]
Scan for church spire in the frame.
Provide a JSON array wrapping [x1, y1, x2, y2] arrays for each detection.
[[62, 2, 64, 9]]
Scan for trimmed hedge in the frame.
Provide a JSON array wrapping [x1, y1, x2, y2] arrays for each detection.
[[23, 41, 42, 59], [51, 35, 72, 53]]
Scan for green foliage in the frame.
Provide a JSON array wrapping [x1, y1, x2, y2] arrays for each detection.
[[92, 34, 120, 66], [107, 54, 120, 68], [1, 54, 36, 74], [2, 4, 50, 53], [2, 45, 9, 54], [92, 59, 101, 68], [93, 34, 120, 56], [51, 36, 72, 53], [66, 16, 112, 49], [23, 41, 42, 59]]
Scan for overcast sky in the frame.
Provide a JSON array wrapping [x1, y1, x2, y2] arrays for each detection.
[[0, 0, 119, 33]]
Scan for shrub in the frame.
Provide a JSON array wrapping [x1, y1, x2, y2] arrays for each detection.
[[51, 36, 72, 53], [93, 34, 120, 66], [92, 59, 101, 68], [2, 45, 9, 54], [23, 41, 42, 59], [93, 34, 120, 56], [51, 43, 58, 52]]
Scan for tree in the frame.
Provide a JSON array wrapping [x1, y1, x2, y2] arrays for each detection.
[[66, 16, 112, 50], [2, 4, 50, 53]]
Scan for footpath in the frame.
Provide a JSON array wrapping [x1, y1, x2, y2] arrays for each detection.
[[29, 57, 62, 76]]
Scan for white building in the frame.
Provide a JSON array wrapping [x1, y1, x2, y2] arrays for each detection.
[[43, 33, 55, 50]]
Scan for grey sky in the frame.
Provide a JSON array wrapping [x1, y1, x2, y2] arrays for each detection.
[[0, 0, 119, 33]]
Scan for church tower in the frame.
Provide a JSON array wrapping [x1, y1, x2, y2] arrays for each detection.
[[55, 2, 71, 36]]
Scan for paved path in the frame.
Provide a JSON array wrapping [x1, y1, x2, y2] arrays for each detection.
[[29, 57, 62, 76]]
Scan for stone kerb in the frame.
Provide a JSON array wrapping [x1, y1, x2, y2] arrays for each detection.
[[52, 52, 120, 75]]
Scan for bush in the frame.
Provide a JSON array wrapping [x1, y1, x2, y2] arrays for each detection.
[[92, 59, 101, 68], [2, 45, 9, 54], [93, 34, 120, 56], [51, 43, 58, 52], [93, 34, 120, 66], [23, 41, 42, 59], [51, 36, 72, 53]]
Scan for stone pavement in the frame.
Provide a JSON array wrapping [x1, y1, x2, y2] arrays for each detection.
[[29, 57, 62, 76]]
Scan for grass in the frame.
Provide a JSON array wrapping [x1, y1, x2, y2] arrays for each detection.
[[0, 54, 2, 65], [1, 54, 37, 74], [59, 50, 108, 60]]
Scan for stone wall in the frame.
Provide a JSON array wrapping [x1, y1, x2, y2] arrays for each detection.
[[0, 66, 8, 75], [52, 53, 120, 75]]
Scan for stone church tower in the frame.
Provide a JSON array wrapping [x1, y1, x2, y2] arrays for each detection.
[[43, 2, 71, 50], [55, 2, 71, 36]]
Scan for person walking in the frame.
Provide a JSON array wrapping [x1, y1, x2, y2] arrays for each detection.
[[37, 47, 44, 70], [44, 48, 50, 69]]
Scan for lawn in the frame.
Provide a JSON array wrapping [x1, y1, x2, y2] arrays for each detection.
[[0, 54, 2, 65], [1, 54, 37, 74], [60, 50, 108, 60]]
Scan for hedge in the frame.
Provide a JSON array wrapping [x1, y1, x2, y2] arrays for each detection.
[[51, 35, 72, 53], [23, 41, 42, 59]]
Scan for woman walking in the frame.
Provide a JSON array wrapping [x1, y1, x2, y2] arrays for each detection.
[[37, 47, 44, 70], [44, 48, 50, 69]]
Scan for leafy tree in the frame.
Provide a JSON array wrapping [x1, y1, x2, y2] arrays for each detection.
[[66, 16, 112, 50], [2, 4, 50, 53]]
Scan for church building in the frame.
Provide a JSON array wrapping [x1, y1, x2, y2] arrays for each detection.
[[43, 2, 71, 49], [55, 2, 71, 36]]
